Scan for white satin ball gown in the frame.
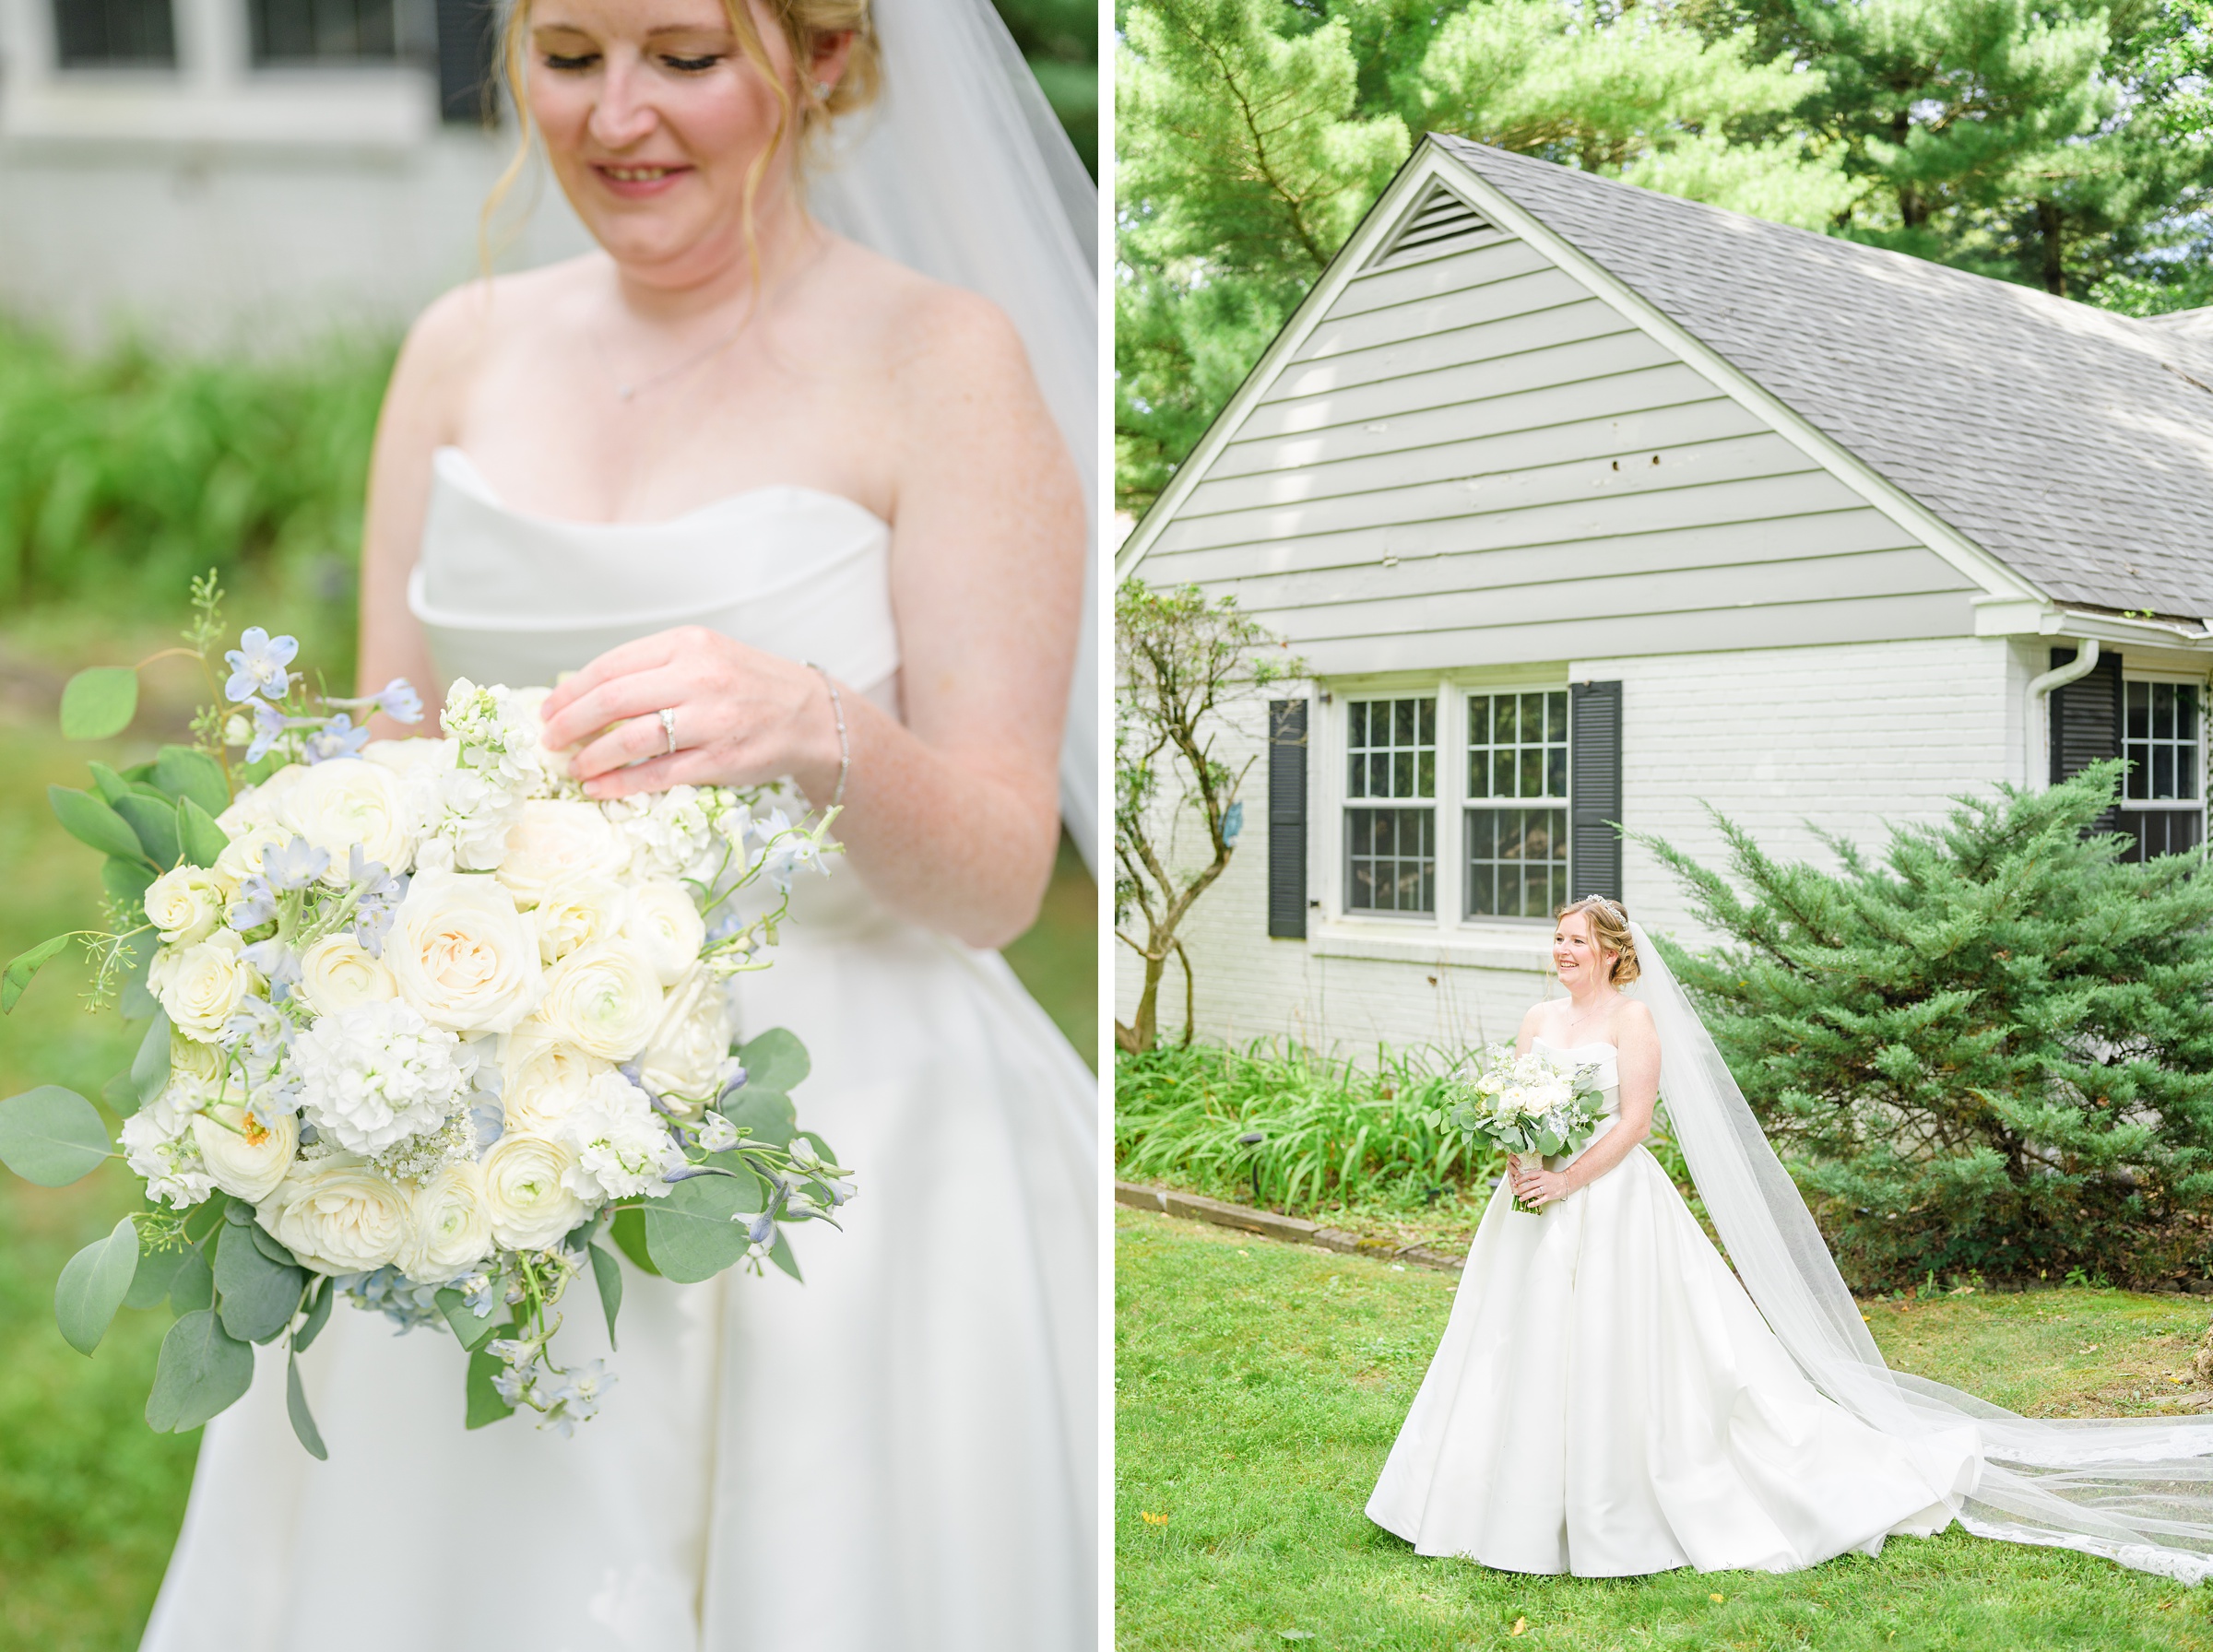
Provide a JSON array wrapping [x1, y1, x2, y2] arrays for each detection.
[[140, 447, 1097, 1652], [1367, 1036, 1976, 1576]]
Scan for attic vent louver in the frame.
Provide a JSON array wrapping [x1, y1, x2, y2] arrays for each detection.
[[1367, 185, 1498, 269]]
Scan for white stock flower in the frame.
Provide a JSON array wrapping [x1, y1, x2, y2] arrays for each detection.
[[295, 933, 398, 1016], [496, 800, 628, 908], [191, 1097, 300, 1203], [276, 756, 413, 882], [622, 878, 705, 986], [530, 875, 631, 965], [634, 964, 734, 1118], [603, 785, 731, 883], [403, 764, 520, 874], [479, 1131, 588, 1250], [148, 930, 261, 1042], [121, 1108, 214, 1208], [396, 1160, 496, 1281], [257, 1156, 409, 1275], [290, 997, 479, 1155], [559, 1069, 682, 1201], [499, 1022, 612, 1135], [386, 869, 545, 1035], [143, 866, 227, 947], [536, 940, 664, 1062]]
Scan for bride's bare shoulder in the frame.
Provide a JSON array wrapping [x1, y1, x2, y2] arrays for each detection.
[[817, 234, 1034, 389], [386, 256, 604, 416]]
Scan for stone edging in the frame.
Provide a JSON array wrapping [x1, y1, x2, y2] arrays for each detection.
[[1114, 1181, 1465, 1275]]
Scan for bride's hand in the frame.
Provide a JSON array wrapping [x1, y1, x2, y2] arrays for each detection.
[[535, 628, 844, 804], [1509, 1161, 1571, 1207]]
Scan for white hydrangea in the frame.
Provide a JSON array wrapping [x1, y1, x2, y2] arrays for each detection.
[[121, 1106, 215, 1209], [557, 1069, 684, 1201], [291, 998, 481, 1156], [403, 763, 522, 874]]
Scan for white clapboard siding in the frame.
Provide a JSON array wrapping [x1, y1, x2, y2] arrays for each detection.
[[1141, 206, 1974, 659]]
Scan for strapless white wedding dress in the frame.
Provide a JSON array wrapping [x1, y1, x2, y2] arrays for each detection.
[[140, 448, 1097, 1651], [1367, 1037, 1973, 1576]]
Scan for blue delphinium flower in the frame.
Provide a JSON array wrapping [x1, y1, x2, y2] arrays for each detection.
[[695, 1113, 740, 1153], [264, 836, 330, 892], [243, 938, 302, 1002], [373, 678, 424, 725], [223, 628, 299, 703], [348, 845, 408, 957], [302, 713, 371, 764], [228, 873, 278, 931], [243, 700, 290, 764]]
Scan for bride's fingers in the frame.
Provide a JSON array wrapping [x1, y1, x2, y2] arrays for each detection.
[[568, 697, 725, 783], [538, 631, 689, 722], [577, 741, 744, 801], [541, 665, 697, 756]]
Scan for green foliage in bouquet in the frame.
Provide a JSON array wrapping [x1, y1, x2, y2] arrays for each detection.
[[0, 577, 852, 1452], [1644, 761, 2213, 1292]]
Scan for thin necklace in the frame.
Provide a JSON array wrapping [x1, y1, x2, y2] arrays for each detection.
[[1561, 995, 1615, 1038], [598, 311, 751, 403]]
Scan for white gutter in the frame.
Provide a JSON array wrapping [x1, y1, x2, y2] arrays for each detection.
[[2026, 640, 2101, 791]]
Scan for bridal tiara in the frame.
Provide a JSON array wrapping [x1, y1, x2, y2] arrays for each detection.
[[1579, 894, 1627, 925]]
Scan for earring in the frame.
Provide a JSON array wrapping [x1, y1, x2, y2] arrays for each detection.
[[812, 78, 834, 100]]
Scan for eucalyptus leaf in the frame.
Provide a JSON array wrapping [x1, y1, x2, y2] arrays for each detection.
[[608, 1206, 661, 1277], [720, 1087, 795, 1150], [293, 1277, 334, 1352], [168, 1248, 214, 1314], [767, 1228, 802, 1283], [176, 798, 229, 870], [286, 1351, 327, 1459], [146, 1308, 254, 1433], [644, 1173, 754, 1282], [124, 1244, 186, 1310], [103, 1070, 138, 1115], [588, 1244, 623, 1351], [735, 1028, 809, 1093], [131, 1009, 172, 1110], [118, 930, 157, 1021], [2, 935, 73, 1015], [53, 1216, 139, 1355], [89, 762, 134, 804], [248, 1222, 298, 1268], [0, 1087, 112, 1186], [59, 666, 138, 741], [48, 785, 146, 863], [215, 1221, 304, 1344], [182, 1198, 225, 1245], [101, 856, 156, 909], [153, 746, 230, 816], [465, 1347, 515, 1429], [112, 792, 181, 870], [434, 1288, 503, 1351]]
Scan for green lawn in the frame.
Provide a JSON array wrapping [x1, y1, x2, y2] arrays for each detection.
[[1116, 1206, 2213, 1651]]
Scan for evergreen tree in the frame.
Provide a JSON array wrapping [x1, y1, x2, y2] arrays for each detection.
[[1646, 763, 2213, 1292]]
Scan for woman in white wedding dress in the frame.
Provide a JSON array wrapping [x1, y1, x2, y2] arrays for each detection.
[[139, 0, 1095, 1646]]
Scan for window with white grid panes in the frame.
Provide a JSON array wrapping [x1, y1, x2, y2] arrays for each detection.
[[1345, 696, 1436, 914], [1465, 690, 1568, 919], [2122, 679, 2205, 860]]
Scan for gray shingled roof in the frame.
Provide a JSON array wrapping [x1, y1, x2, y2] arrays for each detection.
[[1437, 137, 2213, 622]]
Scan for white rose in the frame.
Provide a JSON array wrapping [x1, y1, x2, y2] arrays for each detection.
[[634, 964, 734, 1118], [396, 1160, 496, 1282], [294, 933, 398, 1016], [148, 930, 260, 1042], [499, 1023, 611, 1135], [191, 1098, 300, 1203], [170, 1034, 226, 1089], [386, 868, 545, 1035], [144, 866, 227, 947], [479, 1131, 589, 1250], [536, 940, 664, 1062], [495, 800, 628, 908], [622, 878, 705, 986], [277, 758, 413, 881], [530, 876, 632, 965], [256, 1156, 410, 1275]]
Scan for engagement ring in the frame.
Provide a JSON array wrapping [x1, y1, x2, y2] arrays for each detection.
[[657, 707, 678, 756]]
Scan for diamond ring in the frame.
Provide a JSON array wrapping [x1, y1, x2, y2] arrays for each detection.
[[657, 707, 678, 757]]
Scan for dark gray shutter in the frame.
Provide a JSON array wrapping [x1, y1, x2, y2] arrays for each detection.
[[2049, 647, 2123, 835], [1570, 680, 1623, 902], [435, 0, 499, 124], [1267, 700, 1308, 939]]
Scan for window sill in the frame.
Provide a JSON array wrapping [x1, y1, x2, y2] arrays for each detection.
[[1309, 919, 1555, 972], [0, 71, 437, 148]]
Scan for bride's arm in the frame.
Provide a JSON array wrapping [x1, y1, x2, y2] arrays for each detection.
[[1511, 1001, 1661, 1204], [537, 290, 1081, 950]]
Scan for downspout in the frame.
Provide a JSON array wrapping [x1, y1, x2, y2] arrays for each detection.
[[2026, 639, 2100, 791]]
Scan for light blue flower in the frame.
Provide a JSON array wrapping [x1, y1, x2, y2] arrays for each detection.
[[243, 700, 290, 764], [264, 835, 330, 892], [223, 628, 299, 703], [302, 713, 371, 764], [696, 1114, 740, 1153], [373, 678, 424, 725], [228, 874, 278, 931]]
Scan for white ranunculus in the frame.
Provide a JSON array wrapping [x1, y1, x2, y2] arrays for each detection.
[[214, 763, 309, 860], [396, 1160, 496, 1281], [479, 1131, 588, 1250], [634, 964, 734, 1119], [385, 868, 545, 1035], [495, 800, 629, 908], [499, 1021, 611, 1135], [191, 1098, 300, 1203], [290, 997, 479, 1155], [622, 878, 705, 986], [277, 757, 413, 881], [295, 933, 398, 1016], [559, 1069, 683, 1201], [536, 939, 665, 1062], [143, 865, 227, 947], [257, 1155, 410, 1275], [148, 929, 260, 1042], [364, 737, 457, 776], [530, 875, 632, 966]]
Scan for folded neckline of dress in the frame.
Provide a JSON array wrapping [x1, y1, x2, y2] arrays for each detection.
[[432, 445, 892, 534]]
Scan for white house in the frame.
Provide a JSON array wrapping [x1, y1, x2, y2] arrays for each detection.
[[1115, 136, 2213, 1056]]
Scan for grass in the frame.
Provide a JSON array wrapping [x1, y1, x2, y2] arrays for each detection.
[[1116, 1205, 2213, 1651]]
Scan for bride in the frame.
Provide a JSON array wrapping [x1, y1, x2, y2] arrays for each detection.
[[137, 0, 1096, 1646], [1371, 895, 2213, 1583]]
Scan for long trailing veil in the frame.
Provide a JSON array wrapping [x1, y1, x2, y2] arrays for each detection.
[[806, 0, 1100, 871], [1631, 919, 2213, 1584]]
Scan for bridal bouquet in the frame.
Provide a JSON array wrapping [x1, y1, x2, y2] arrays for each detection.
[[0, 576, 850, 1455], [1425, 1044, 1607, 1215]]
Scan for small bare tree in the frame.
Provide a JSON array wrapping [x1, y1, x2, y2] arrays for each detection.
[[1115, 578, 1301, 1055]]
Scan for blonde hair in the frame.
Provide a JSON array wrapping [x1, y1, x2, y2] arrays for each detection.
[[479, 0, 883, 271], [1556, 895, 1639, 985]]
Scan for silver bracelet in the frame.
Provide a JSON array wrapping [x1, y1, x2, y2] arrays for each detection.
[[803, 660, 849, 810]]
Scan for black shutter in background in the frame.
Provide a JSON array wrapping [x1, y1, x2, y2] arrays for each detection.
[[2049, 647, 2123, 835], [1570, 680, 1623, 903], [1267, 700, 1308, 939], [435, 0, 499, 124]]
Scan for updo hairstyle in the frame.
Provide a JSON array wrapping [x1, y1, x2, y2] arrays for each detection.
[[1556, 895, 1639, 985]]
